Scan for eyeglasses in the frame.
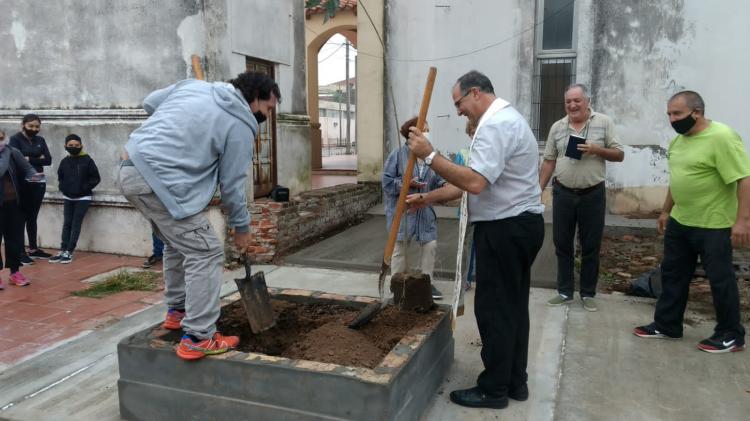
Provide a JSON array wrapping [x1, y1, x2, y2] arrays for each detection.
[[454, 89, 473, 108]]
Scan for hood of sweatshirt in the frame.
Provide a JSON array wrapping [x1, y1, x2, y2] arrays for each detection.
[[210, 82, 257, 134]]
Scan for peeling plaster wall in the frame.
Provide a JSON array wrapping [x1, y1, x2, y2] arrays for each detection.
[[586, 0, 750, 194], [382, 1, 749, 213], [0, 0, 309, 253], [384, 0, 535, 158], [0, 1, 202, 108]]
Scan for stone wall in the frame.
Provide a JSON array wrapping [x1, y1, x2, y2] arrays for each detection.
[[237, 183, 381, 263]]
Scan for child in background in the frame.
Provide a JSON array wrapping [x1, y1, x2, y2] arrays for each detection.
[[383, 116, 447, 299], [49, 134, 100, 264], [9, 113, 53, 263]]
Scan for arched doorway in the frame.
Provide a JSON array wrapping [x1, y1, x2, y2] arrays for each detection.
[[317, 34, 357, 172], [305, 0, 384, 186], [305, 4, 357, 188]]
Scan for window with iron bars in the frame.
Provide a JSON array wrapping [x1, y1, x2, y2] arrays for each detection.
[[532, 0, 577, 148], [531, 57, 576, 148]]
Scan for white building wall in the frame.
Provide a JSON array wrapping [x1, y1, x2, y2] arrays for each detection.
[[385, 0, 750, 213], [384, 0, 534, 158]]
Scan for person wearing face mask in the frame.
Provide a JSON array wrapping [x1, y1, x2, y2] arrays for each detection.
[[538, 84, 624, 312], [48, 134, 100, 264], [117, 71, 279, 361], [382, 116, 447, 300], [634, 91, 750, 354], [9, 114, 54, 264], [0, 129, 42, 289]]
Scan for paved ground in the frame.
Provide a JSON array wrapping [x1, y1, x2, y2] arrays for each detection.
[[285, 205, 656, 289], [321, 154, 357, 171], [0, 252, 160, 371], [0, 212, 747, 420], [0, 263, 747, 420], [311, 173, 357, 189]]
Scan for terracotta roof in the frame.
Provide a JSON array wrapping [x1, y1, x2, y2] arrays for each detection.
[[305, 0, 357, 19]]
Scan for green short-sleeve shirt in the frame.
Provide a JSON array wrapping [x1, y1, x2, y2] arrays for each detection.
[[668, 121, 750, 228]]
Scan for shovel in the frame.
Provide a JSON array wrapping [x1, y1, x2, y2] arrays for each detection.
[[234, 256, 276, 334], [348, 67, 438, 329]]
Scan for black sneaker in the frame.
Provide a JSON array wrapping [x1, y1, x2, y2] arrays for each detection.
[[633, 323, 682, 339], [697, 332, 746, 354], [59, 251, 73, 264], [49, 251, 66, 263], [431, 285, 443, 300], [142, 254, 163, 269], [28, 249, 52, 259], [20, 254, 34, 266]]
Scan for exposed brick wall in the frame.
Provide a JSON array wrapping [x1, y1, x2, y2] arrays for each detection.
[[226, 183, 381, 263]]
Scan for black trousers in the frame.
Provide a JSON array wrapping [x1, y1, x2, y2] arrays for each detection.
[[654, 218, 745, 339], [61, 199, 91, 253], [20, 182, 46, 250], [0, 200, 26, 272], [474, 212, 544, 395], [552, 182, 606, 298]]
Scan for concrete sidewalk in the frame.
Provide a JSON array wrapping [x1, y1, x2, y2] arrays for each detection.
[[284, 205, 657, 290], [0, 265, 747, 420]]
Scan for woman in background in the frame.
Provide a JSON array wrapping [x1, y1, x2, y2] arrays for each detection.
[[0, 129, 41, 288], [9, 114, 53, 264]]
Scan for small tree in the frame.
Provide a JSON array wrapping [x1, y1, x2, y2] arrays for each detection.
[[305, 0, 339, 23]]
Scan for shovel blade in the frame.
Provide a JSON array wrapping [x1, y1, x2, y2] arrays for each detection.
[[348, 302, 382, 329], [234, 271, 276, 334]]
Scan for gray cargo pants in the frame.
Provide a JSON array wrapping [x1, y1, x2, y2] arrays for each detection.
[[117, 164, 223, 339]]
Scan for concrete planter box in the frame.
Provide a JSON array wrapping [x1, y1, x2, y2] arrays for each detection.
[[117, 289, 454, 420]]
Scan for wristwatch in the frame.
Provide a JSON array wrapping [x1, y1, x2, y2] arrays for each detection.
[[424, 150, 437, 166]]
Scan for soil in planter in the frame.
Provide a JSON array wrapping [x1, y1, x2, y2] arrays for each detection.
[[210, 299, 442, 368]]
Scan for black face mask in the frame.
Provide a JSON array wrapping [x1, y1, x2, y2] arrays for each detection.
[[671, 113, 696, 135], [253, 111, 267, 125], [66, 146, 82, 155], [24, 129, 39, 138]]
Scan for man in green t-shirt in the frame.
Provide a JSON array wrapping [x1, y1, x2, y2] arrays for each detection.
[[634, 91, 750, 353]]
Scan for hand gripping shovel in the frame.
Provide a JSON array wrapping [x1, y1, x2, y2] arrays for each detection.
[[234, 256, 276, 334], [348, 67, 438, 329]]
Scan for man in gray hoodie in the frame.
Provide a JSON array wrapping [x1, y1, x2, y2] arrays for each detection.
[[117, 71, 279, 360]]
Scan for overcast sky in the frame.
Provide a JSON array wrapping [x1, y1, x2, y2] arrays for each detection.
[[317, 34, 357, 86]]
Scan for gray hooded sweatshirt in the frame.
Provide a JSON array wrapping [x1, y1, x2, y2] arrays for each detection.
[[125, 79, 257, 232]]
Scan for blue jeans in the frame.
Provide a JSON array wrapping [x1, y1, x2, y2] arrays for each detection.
[[152, 233, 164, 257], [61, 199, 91, 252]]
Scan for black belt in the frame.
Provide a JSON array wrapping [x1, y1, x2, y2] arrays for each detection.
[[120, 159, 134, 167], [553, 179, 603, 195]]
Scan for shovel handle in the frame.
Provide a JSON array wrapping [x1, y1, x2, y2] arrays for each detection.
[[243, 255, 252, 278], [383, 67, 437, 265], [191, 54, 205, 80]]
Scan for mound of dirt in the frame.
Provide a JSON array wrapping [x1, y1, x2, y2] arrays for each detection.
[[209, 299, 443, 368]]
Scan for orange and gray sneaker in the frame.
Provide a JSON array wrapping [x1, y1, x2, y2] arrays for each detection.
[[162, 308, 186, 330], [176, 332, 240, 361]]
